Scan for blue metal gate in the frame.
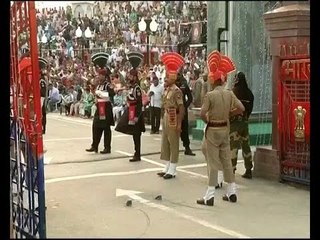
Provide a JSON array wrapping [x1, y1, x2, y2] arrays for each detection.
[[10, 1, 46, 238]]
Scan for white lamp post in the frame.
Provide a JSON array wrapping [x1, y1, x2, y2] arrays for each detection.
[[138, 18, 147, 32], [149, 18, 159, 32], [75, 26, 82, 38], [138, 17, 158, 66], [40, 35, 47, 57], [41, 35, 47, 44], [84, 27, 92, 38]]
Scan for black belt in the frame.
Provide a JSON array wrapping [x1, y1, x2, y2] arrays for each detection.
[[207, 121, 227, 127]]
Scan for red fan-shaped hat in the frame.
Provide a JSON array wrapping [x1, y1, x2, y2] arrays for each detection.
[[161, 52, 185, 75], [207, 50, 221, 74], [207, 50, 236, 83], [219, 55, 236, 75]]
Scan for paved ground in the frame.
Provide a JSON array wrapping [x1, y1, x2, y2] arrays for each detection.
[[43, 113, 310, 238]]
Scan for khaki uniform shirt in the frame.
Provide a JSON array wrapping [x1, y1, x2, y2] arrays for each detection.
[[162, 84, 184, 110], [202, 86, 241, 123], [201, 81, 213, 105]]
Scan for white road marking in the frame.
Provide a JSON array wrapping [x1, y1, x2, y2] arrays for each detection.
[[48, 117, 92, 126], [45, 167, 163, 184], [116, 150, 165, 167], [44, 137, 91, 142], [116, 151, 246, 189], [177, 163, 207, 169], [44, 135, 127, 142], [43, 157, 52, 165], [116, 188, 250, 238]]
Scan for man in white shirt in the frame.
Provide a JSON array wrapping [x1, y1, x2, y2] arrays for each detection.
[[148, 77, 164, 134], [47, 83, 60, 112]]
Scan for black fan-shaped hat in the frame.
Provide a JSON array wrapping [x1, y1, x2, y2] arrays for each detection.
[[127, 51, 144, 69], [39, 57, 48, 70], [91, 52, 110, 69]]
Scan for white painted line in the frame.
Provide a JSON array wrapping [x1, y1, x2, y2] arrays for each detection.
[[116, 188, 250, 238], [177, 163, 207, 169], [44, 137, 91, 142], [44, 135, 127, 142], [116, 150, 207, 178], [45, 167, 163, 184], [43, 157, 52, 165], [48, 117, 92, 126], [116, 150, 246, 189], [116, 150, 165, 167]]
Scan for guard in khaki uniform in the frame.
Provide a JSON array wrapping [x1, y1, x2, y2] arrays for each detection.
[[197, 50, 245, 206], [157, 52, 185, 180]]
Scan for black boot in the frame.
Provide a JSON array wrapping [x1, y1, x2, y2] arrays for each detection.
[[163, 173, 175, 179], [196, 197, 214, 206], [222, 194, 237, 203], [157, 172, 166, 177], [100, 149, 111, 154], [184, 147, 196, 156], [242, 169, 252, 179], [129, 155, 141, 162], [86, 147, 98, 153]]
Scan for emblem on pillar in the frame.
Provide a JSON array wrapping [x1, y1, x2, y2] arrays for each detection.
[[293, 106, 307, 142]]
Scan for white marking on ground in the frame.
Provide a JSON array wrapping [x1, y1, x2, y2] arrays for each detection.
[[116, 150, 246, 189], [44, 135, 127, 142], [45, 167, 163, 184], [116, 188, 250, 239], [43, 157, 52, 165]]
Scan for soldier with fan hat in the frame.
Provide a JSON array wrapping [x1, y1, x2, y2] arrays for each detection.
[[156, 52, 185, 180], [85, 52, 115, 154], [39, 57, 48, 134], [196, 50, 245, 206], [115, 51, 146, 162]]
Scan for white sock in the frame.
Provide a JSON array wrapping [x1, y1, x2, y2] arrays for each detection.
[[204, 186, 215, 200], [227, 182, 236, 197], [163, 161, 170, 173], [167, 163, 177, 175], [218, 171, 224, 184]]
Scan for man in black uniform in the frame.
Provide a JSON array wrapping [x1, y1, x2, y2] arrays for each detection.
[[86, 53, 115, 154], [115, 51, 145, 162], [176, 72, 196, 156]]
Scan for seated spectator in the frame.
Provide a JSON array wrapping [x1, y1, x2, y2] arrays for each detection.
[[113, 89, 126, 123], [83, 86, 95, 118], [47, 83, 60, 112], [64, 86, 77, 116], [70, 87, 83, 116]]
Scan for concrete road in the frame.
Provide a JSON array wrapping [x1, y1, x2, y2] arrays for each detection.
[[43, 113, 310, 238]]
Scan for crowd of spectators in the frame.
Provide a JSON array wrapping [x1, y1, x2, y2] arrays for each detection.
[[36, 1, 209, 121]]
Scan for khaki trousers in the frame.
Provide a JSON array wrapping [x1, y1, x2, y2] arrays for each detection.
[[202, 127, 235, 186], [160, 113, 180, 163]]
